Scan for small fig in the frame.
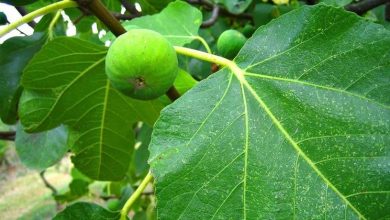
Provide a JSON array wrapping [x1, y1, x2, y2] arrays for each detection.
[[217, 29, 247, 59], [105, 29, 178, 100], [106, 199, 121, 211], [241, 24, 256, 38]]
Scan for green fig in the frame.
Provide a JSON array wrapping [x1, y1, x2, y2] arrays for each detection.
[[106, 199, 121, 211], [105, 29, 178, 100], [241, 24, 256, 38], [217, 29, 247, 59]]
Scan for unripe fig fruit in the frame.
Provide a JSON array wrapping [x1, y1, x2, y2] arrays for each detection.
[[105, 29, 178, 100], [217, 29, 247, 59], [106, 199, 121, 211], [241, 24, 256, 38]]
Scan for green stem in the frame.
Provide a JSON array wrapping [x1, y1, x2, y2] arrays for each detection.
[[193, 36, 212, 54], [0, 0, 77, 37], [120, 172, 153, 220], [107, 182, 111, 196], [174, 46, 245, 78], [48, 10, 63, 40], [174, 46, 231, 67]]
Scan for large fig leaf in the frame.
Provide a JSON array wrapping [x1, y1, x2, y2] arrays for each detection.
[[121, 1, 202, 46], [149, 5, 390, 219], [19, 37, 163, 180]]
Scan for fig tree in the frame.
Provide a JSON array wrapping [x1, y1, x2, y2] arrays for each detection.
[[105, 29, 178, 100], [217, 29, 247, 59]]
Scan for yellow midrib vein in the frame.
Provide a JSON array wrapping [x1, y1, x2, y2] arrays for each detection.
[[229, 63, 366, 219], [240, 77, 250, 220]]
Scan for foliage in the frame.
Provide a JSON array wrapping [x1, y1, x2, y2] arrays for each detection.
[[0, 0, 389, 219]]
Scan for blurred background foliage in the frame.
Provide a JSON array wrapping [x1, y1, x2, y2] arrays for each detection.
[[0, 0, 388, 219]]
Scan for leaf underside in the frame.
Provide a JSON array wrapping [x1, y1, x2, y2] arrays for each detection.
[[149, 5, 390, 219], [19, 38, 163, 180]]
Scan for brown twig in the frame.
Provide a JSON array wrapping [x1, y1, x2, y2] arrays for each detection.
[[40, 170, 58, 195], [345, 0, 390, 15], [0, 131, 15, 141], [76, 0, 126, 36], [72, 11, 136, 25], [120, 0, 141, 16], [111, 12, 138, 20], [201, 5, 220, 28]]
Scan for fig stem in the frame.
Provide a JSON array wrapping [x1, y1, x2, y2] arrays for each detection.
[[194, 36, 212, 54], [48, 10, 63, 40], [174, 46, 246, 79], [175, 46, 231, 67], [0, 0, 77, 37], [120, 172, 153, 220], [15, 6, 37, 28], [76, 0, 127, 36]]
